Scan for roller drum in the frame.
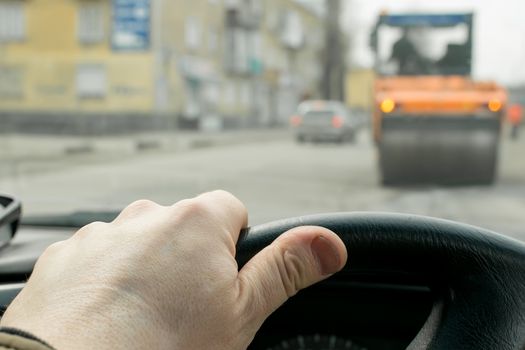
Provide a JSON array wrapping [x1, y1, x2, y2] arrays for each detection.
[[379, 115, 501, 185]]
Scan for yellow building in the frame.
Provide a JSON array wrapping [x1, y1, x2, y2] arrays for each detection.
[[345, 68, 375, 112], [0, 0, 152, 111], [0, 0, 325, 132]]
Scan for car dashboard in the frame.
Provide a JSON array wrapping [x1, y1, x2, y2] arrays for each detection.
[[0, 226, 433, 350]]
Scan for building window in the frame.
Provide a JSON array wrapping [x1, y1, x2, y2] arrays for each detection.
[[235, 29, 249, 73], [266, 10, 279, 33], [309, 27, 323, 48], [240, 81, 250, 107], [225, 28, 248, 74], [208, 28, 218, 53], [0, 2, 25, 42], [204, 82, 220, 105], [185, 17, 201, 50], [281, 11, 304, 49], [224, 28, 235, 72], [225, 0, 239, 8], [222, 81, 235, 107], [0, 65, 24, 98], [78, 2, 105, 44], [76, 64, 107, 98]]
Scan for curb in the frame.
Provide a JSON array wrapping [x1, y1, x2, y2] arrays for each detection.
[[0, 129, 291, 162]]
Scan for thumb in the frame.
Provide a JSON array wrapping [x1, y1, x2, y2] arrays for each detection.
[[237, 226, 347, 327]]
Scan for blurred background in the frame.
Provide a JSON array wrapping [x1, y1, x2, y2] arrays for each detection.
[[0, 0, 524, 241], [0, 0, 331, 132]]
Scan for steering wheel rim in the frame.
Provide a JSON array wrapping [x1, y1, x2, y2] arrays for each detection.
[[236, 213, 525, 350]]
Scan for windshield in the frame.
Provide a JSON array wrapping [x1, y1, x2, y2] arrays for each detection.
[[0, 0, 524, 244], [375, 22, 471, 76], [298, 101, 347, 120]]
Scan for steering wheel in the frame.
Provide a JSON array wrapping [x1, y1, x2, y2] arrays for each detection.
[[236, 213, 525, 350]]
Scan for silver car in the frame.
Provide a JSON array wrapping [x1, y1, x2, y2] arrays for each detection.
[[291, 100, 358, 143]]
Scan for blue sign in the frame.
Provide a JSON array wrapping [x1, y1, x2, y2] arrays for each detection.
[[381, 14, 472, 28], [112, 0, 151, 51]]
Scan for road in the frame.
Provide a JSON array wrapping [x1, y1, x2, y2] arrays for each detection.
[[1, 129, 525, 241]]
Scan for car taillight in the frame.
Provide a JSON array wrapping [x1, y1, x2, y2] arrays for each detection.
[[332, 115, 344, 128], [290, 115, 302, 126]]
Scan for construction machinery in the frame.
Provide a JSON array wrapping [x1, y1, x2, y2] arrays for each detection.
[[370, 13, 507, 185]]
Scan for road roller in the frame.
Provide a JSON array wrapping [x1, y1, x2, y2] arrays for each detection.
[[370, 13, 507, 185]]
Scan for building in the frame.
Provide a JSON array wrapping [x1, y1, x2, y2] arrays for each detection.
[[345, 68, 375, 112], [261, 0, 324, 125], [0, 0, 326, 133]]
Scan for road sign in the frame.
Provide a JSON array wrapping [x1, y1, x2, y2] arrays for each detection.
[[112, 0, 151, 51]]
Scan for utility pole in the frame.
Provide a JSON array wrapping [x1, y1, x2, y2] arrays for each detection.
[[321, 0, 345, 101], [153, 0, 170, 130]]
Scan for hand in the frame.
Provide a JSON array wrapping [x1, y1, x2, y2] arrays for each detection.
[[1, 191, 347, 350]]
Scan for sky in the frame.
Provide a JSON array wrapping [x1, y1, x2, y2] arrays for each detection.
[[342, 0, 525, 86]]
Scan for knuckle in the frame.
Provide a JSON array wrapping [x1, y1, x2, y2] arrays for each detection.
[[34, 240, 69, 272], [199, 190, 247, 222], [116, 199, 161, 221], [278, 249, 308, 298], [198, 190, 240, 209], [127, 199, 158, 211], [84, 220, 106, 230], [74, 221, 106, 238], [209, 190, 244, 208], [173, 198, 211, 218], [209, 189, 234, 199], [41, 240, 66, 257]]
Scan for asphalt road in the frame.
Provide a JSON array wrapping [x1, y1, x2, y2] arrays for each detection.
[[2, 128, 525, 241]]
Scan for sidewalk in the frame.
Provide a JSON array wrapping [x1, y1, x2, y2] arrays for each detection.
[[0, 129, 291, 161]]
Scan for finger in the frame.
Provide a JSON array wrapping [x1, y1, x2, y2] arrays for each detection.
[[183, 190, 248, 243], [112, 199, 162, 224], [237, 226, 347, 326]]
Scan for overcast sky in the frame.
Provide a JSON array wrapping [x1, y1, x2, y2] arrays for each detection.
[[342, 0, 525, 85]]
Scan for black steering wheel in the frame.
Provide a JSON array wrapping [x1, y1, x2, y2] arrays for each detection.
[[236, 213, 525, 350]]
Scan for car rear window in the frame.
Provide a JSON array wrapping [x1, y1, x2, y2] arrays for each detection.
[[303, 110, 336, 122]]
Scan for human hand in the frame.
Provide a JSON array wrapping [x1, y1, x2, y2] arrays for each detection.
[[1, 191, 347, 349]]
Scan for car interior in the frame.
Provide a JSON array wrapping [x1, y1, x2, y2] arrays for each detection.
[[1, 1, 524, 349], [1, 195, 524, 350]]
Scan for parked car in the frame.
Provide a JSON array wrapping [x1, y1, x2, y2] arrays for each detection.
[[291, 100, 358, 143]]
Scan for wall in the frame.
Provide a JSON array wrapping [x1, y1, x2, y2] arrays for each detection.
[[346, 68, 375, 111], [0, 0, 155, 114]]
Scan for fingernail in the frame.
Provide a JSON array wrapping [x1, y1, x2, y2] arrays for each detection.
[[310, 236, 341, 276]]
